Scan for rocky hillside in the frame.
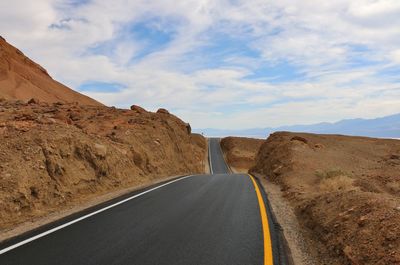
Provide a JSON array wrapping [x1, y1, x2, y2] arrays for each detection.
[[0, 100, 206, 232], [220, 137, 264, 173], [0, 36, 101, 105], [250, 132, 400, 265]]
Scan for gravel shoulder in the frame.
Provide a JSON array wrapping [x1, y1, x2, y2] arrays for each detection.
[[257, 174, 328, 265], [230, 164, 323, 265]]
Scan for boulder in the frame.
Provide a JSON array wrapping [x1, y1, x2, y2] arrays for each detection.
[[156, 108, 170, 114], [130, 105, 146, 114], [27, 98, 39, 104], [185, 123, 191, 134], [290, 136, 308, 144], [94, 143, 107, 158]]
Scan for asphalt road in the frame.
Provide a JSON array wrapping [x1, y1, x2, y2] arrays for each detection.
[[0, 138, 281, 265], [208, 137, 231, 174]]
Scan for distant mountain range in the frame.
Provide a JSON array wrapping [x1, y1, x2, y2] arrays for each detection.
[[194, 113, 400, 139]]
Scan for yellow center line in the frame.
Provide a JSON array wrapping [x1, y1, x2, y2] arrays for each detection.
[[248, 174, 274, 265]]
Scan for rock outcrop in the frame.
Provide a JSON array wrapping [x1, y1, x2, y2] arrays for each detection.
[[0, 100, 206, 231], [250, 132, 400, 265]]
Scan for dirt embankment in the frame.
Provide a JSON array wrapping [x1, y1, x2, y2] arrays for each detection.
[[220, 136, 264, 173], [250, 132, 400, 265], [0, 36, 102, 106], [0, 99, 205, 233]]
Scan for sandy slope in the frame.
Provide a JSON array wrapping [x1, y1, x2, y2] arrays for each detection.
[[250, 132, 400, 265], [220, 136, 264, 173], [0, 100, 205, 233], [0, 37, 205, 240], [0, 36, 101, 106]]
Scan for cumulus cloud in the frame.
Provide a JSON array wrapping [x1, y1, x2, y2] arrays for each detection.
[[0, 0, 399, 129]]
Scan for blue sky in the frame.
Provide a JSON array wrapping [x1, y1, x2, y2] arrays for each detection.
[[1, 0, 400, 129]]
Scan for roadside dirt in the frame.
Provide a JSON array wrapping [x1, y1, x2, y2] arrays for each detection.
[[220, 136, 264, 173], [257, 175, 333, 265], [250, 132, 400, 265], [204, 138, 211, 174], [0, 100, 206, 236]]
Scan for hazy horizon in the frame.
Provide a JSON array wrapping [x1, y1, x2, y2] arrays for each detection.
[[193, 111, 400, 130], [194, 112, 400, 138]]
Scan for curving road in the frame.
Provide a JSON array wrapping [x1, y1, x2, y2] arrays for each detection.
[[0, 138, 287, 265]]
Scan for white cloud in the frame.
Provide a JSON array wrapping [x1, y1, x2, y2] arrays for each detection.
[[0, 0, 399, 129], [391, 50, 400, 64]]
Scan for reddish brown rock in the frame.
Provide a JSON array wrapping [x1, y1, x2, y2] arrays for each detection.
[[27, 98, 39, 104], [130, 105, 146, 113], [156, 108, 170, 114], [0, 37, 102, 106]]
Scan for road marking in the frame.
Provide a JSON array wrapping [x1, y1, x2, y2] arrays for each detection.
[[248, 174, 274, 265], [208, 138, 214, 174], [0, 175, 194, 255]]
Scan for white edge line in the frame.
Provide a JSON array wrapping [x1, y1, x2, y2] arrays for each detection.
[[0, 175, 194, 255], [208, 138, 213, 174]]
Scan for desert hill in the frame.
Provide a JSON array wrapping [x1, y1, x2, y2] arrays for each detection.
[[0, 100, 206, 235], [221, 133, 400, 264], [220, 137, 263, 173], [251, 132, 400, 264], [0, 36, 101, 106], [0, 38, 207, 239]]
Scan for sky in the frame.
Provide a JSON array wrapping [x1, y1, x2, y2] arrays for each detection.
[[1, 0, 400, 129]]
